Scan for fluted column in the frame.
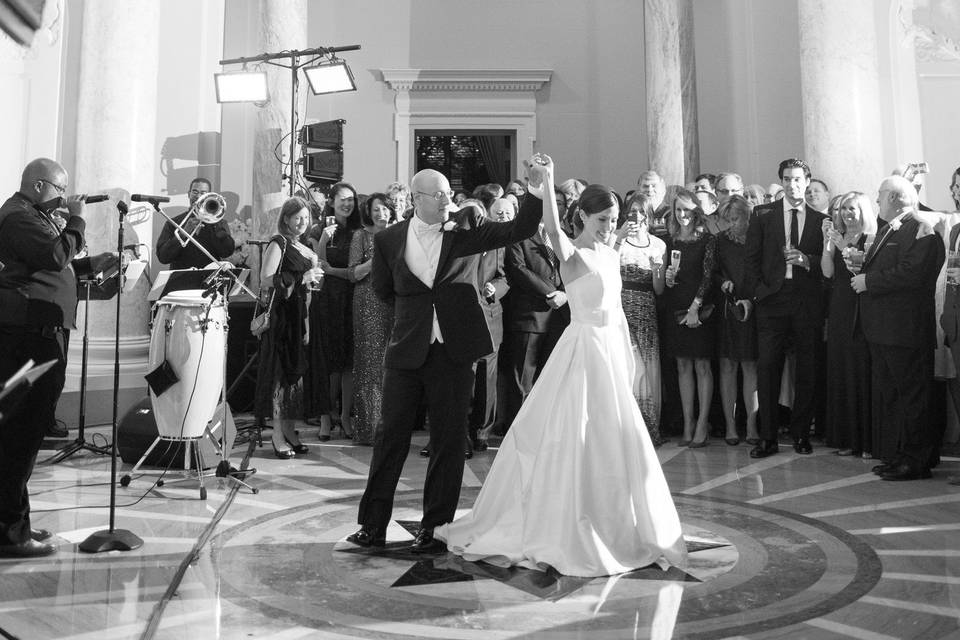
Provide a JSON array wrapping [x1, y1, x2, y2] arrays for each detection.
[[253, 0, 307, 245], [644, 0, 685, 185], [798, 0, 884, 193], [678, 0, 700, 182], [68, 0, 160, 399]]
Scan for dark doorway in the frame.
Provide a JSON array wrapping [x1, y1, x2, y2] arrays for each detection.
[[415, 132, 513, 194]]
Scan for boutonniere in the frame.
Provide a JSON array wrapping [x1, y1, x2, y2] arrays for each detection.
[[889, 218, 902, 231], [441, 219, 460, 233]]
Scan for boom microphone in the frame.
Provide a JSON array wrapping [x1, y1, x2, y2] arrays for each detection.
[[83, 194, 109, 204], [131, 194, 170, 204]]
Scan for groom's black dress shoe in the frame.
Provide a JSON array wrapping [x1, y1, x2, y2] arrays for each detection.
[[749, 439, 779, 459], [345, 526, 385, 547], [411, 527, 446, 554], [880, 462, 932, 481], [793, 437, 812, 455]]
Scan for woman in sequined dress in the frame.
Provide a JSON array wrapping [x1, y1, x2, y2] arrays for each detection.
[[615, 193, 666, 446], [348, 193, 397, 445]]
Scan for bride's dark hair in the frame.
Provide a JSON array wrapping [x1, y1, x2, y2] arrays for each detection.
[[571, 184, 619, 231]]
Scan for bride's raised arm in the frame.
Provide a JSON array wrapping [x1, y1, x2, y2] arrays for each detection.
[[524, 153, 576, 263]]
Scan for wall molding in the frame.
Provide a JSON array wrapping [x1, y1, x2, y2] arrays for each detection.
[[379, 69, 552, 182]]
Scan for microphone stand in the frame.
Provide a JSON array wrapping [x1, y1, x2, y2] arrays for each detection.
[[148, 201, 259, 493], [43, 277, 112, 464], [80, 200, 143, 552]]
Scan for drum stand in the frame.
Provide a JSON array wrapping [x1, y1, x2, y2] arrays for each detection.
[[43, 279, 112, 464], [120, 281, 259, 498]]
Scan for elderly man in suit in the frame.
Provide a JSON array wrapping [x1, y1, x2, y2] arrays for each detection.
[[744, 158, 826, 458], [853, 175, 944, 481], [348, 167, 541, 553], [501, 218, 571, 429]]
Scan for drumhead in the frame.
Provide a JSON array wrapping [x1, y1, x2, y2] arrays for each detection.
[[158, 290, 220, 306]]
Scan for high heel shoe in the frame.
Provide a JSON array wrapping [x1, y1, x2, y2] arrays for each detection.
[[339, 415, 355, 439], [272, 443, 295, 459], [318, 415, 333, 441], [284, 437, 309, 454]]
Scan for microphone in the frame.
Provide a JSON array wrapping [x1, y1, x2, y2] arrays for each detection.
[[117, 200, 129, 215], [131, 194, 170, 204], [83, 194, 109, 204]]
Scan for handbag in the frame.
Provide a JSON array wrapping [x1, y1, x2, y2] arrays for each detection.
[[250, 237, 286, 338], [674, 303, 715, 325]]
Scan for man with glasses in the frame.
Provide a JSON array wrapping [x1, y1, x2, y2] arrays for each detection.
[[0, 157, 119, 558], [716, 172, 745, 204], [156, 177, 235, 269], [348, 166, 542, 554]]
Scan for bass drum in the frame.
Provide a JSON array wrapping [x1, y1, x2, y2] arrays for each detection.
[[148, 290, 225, 439]]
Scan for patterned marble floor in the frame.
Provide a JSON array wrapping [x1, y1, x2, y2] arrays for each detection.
[[2, 422, 960, 640]]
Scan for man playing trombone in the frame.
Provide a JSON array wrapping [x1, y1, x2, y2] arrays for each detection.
[[156, 178, 235, 269]]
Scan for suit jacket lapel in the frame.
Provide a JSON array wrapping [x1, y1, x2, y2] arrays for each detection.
[[865, 214, 908, 266], [435, 230, 455, 281], [798, 205, 820, 250]]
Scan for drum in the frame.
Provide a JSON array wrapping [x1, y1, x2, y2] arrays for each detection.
[[148, 290, 226, 439]]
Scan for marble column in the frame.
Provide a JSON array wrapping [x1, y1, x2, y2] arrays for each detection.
[[645, 0, 685, 185], [678, 0, 700, 182], [798, 0, 884, 194], [67, 0, 160, 406], [252, 0, 307, 249]]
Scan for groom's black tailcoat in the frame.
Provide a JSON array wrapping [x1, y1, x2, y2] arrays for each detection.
[[357, 194, 542, 530]]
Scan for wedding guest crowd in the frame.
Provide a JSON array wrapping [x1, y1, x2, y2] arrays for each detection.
[[250, 157, 956, 483]]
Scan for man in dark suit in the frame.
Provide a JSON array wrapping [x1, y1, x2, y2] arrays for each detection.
[[501, 223, 570, 429], [853, 175, 944, 481], [348, 168, 541, 553], [744, 158, 826, 458]]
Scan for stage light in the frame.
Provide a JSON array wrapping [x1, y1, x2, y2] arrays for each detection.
[[215, 70, 268, 103], [304, 59, 356, 95]]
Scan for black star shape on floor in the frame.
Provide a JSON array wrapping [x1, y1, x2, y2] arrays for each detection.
[[336, 519, 727, 600]]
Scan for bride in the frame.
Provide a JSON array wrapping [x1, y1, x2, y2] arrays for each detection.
[[436, 154, 687, 578]]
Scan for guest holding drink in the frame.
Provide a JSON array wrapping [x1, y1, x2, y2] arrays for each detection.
[[821, 191, 880, 458], [615, 193, 666, 446], [254, 197, 324, 458], [661, 189, 717, 447]]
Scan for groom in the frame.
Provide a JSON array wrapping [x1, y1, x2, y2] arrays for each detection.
[[348, 168, 543, 552]]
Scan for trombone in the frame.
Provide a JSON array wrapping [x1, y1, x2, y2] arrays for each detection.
[[176, 192, 227, 248]]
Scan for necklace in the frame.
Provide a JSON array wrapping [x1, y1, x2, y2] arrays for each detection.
[[626, 236, 650, 248]]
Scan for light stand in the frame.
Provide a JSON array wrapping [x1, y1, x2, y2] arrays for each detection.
[[80, 200, 143, 553], [218, 44, 360, 196], [43, 278, 113, 464]]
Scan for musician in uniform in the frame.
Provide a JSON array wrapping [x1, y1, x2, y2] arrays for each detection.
[[156, 177, 235, 269], [0, 157, 119, 558]]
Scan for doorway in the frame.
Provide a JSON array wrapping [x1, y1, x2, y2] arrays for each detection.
[[414, 131, 514, 193]]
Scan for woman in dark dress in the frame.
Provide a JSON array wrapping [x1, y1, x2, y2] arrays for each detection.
[[821, 191, 879, 458], [311, 182, 362, 440], [714, 195, 759, 445], [661, 189, 717, 447], [254, 197, 324, 457], [348, 193, 397, 445]]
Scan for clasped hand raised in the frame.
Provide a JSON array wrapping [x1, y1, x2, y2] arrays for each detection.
[[523, 153, 554, 198]]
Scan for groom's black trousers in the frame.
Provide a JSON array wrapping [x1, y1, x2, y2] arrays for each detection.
[[358, 342, 476, 530]]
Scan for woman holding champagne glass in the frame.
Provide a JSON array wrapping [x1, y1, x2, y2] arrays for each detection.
[[820, 191, 881, 458]]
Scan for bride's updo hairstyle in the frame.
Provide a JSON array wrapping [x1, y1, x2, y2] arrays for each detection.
[[572, 184, 619, 232]]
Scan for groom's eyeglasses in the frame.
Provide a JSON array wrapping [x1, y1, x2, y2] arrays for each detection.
[[415, 189, 454, 202]]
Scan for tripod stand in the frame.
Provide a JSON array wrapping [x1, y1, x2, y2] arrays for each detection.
[[44, 278, 113, 464]]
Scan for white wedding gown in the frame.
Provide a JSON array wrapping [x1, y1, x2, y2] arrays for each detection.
[[436, 245, 687, 577]]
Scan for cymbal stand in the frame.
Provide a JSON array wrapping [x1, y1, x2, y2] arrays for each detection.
[[43, 278, 112, 464]]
